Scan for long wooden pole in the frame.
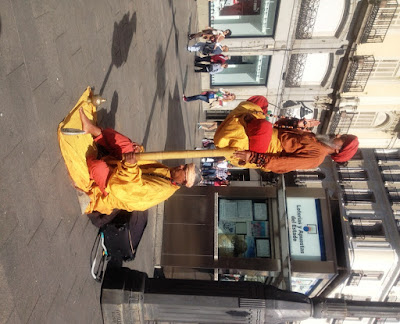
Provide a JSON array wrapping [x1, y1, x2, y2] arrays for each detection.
[[135, 148, 236, 161]]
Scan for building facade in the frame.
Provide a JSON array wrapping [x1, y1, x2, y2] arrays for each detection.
[[195, 0, 361, 124], [289, 148, 400, 323], [181, 1, 400, 321], [325, 0, 400, 149], [195, 0, 400, 151]]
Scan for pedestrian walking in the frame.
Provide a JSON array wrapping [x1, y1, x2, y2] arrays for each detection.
[[183, 89, 235, 109], [187, 42, 229, 56], [195, 62, 228, 74], [195, 54, 230, 65], [189, 27, 231, 43]]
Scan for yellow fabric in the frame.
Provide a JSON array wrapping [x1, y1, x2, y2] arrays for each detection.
[[267, 129, 282, 154], [58, 87, 179, 215], [227, 129, 283, 169], [88, 161, 180, 215], [213, 101, 283, 169], [213, 101, 266, 152], [58, 87, 97, 192]]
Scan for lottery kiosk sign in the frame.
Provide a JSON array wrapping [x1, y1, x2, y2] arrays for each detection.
[[286, 197, 325, 261]]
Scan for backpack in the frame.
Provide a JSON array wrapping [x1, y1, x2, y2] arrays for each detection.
[[90, 210, 148, 281], [202, 42, 216, 55]]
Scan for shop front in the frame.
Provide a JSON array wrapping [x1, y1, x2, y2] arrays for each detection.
[[210, 0, 279, 37], [161, 181, 338, 296], [211, 55, 271, 87]]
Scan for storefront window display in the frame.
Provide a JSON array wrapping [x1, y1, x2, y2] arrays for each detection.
[[218, 199, 270, 259], [210, 0, 279, 37], [211, 55, 270, 86]]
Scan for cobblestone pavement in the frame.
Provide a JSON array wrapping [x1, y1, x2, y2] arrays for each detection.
[[0, 0, 202, 323]]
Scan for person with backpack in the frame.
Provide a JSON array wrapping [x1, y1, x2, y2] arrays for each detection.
[[187, 42, 229, 56]]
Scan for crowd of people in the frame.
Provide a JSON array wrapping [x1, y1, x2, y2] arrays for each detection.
[[187, 26, 231, 75], [200, 158, 230, 187], [184, 26, 235, 110]]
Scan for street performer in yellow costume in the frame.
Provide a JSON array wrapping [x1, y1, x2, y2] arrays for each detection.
[[214, 96, 359, 173], [214, 95, 281, 169], [58, 87, 200, 216]]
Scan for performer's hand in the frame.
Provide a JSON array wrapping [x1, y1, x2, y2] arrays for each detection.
[[131, 143, 142, 153], [306, 119, 320, 128], [122, 152, 137, 164], [233, 150, 251, 165]]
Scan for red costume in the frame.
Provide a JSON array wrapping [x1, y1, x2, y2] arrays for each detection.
[[87, 128, 138, 196]]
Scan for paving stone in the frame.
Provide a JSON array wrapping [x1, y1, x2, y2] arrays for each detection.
[[5, 309, 23, 324], [0, 264, 16, 324], [0, 1, 202, 322], [0, 227, 41, 323]]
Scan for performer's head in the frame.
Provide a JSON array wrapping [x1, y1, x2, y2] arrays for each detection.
[[247, 96, 269, 114], [316, 134, 359, 163], [170, 163, 202, 188]]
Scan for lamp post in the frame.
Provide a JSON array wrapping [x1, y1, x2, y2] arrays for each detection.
[[100, 267, 400, 323]]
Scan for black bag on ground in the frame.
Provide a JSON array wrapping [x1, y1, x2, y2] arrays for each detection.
[[90, 210, 148, 281], [102, 210, 147, 261]]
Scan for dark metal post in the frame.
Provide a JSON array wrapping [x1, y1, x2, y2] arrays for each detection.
[[100, 267, 400, 323], [101, 267, 312, 324]]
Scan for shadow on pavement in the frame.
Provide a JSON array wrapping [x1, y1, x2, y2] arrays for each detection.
[[142, 45, 168, 148], [182, 14, 193, 94], [97, 90, 118, 129], [99, 12, 137, 95], [162, 82, 186, 167], [171, 9, 180, 61]]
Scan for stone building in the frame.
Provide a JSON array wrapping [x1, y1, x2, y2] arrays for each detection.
[[195, 0, 361, 124], [195, 0, 400, 152]]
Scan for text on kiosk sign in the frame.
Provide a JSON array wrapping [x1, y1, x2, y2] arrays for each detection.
[[287, 197, 322, 261]]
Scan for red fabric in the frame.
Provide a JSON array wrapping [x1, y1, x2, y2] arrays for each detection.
[[88, 128, 136, 195], [246, 119, 273, 153], [247, 96, 269, 114], [94, 128, 136, 159], [331, 135, 359, 163], [211, 54, 228, 64], [87, 156, 110, 196]]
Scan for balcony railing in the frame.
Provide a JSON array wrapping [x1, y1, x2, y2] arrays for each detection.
[[285, 54, 307, 87], [361, 0, 398, 43], [343, 55, 375, 92], [296, 0, 321, 39], [329, 110, 356, 134]]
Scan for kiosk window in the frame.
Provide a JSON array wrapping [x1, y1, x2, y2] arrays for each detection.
[[218, 199, 270, 258]]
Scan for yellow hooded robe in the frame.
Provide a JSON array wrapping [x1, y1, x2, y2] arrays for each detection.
[[213, 100, 282, 169], [58, 87, 179, 215]]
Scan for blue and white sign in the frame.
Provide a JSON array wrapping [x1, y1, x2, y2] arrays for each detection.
[[287, 198, 325, 261]]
